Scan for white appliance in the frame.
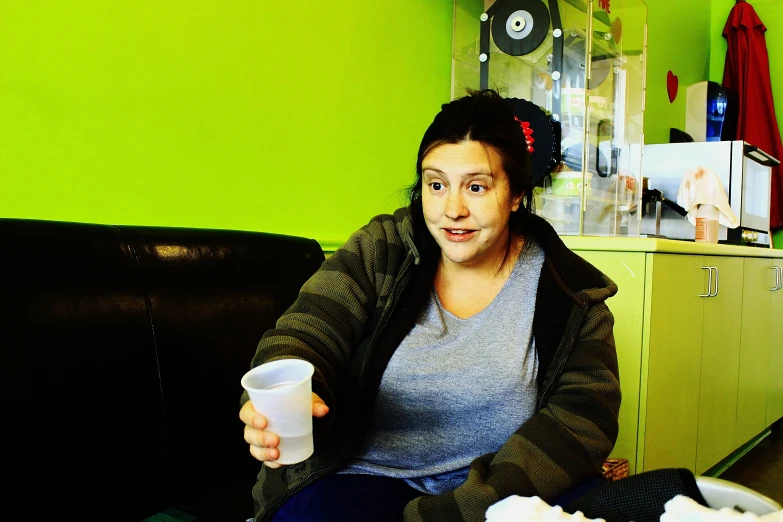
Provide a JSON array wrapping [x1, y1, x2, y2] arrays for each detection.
[[641, 140, 778, 246]]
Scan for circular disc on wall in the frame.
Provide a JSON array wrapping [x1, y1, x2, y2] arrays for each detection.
[[491, 0, 550, 57], [563, 34, 612, 89]]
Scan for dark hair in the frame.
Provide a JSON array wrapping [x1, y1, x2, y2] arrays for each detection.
[[408, 89, 535, 258]]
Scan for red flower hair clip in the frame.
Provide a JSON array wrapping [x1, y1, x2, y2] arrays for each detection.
[[514, 116, 535, 153]]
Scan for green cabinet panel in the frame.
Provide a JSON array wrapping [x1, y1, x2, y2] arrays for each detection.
[[641, 254, 705, 473], [766, 260, 783, 426], [695, 256, 743, 474], [565, 240, 783, 477], [736, 258, 774, 447], [577, 251, 646, 474]]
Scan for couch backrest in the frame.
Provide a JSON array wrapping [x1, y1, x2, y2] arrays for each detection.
[[1, 218, 325, 520]]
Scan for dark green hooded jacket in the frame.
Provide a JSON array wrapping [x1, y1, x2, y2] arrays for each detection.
[[241, 202, 621, 521]]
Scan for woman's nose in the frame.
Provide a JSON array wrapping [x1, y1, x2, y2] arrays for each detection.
[[445, 191, 468, 219]]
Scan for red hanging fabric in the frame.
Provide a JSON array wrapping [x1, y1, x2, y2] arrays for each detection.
[[722, 0, 783, 231]]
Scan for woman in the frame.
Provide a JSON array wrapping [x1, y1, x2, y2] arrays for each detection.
[[240, 90, 621, 522]]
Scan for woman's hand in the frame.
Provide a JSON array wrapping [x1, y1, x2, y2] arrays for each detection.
[[240, 393, 330, 468]]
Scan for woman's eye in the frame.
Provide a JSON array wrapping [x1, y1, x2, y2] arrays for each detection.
[[469, 184, 485, 193], [430, 182, 443, 191]]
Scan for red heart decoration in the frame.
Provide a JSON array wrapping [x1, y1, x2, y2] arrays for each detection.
[[611, 17, 622, 43], [667, 71, 679, 103]]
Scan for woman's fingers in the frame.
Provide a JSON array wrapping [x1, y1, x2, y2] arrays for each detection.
[[312, 392, 330, 418], [242, 401, 283, 464], [249, 442, 281, 464], [239, 400, 267, 430], [243, 393, 329, 465], [245, 427, 281, 464], [243, 424, 279, 448]]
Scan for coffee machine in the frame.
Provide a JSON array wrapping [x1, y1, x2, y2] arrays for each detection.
[[685, 81, 738, 143]]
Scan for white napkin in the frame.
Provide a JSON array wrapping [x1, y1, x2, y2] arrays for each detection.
[[485, 495, 605, 522], [676, 167, 740, 228], [661, 495, 783, 522]]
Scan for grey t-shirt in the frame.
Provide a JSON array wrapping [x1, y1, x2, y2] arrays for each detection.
[[341, 240, 545, 494]]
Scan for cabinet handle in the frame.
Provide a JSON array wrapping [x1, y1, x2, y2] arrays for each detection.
[[776, 266, 783, 291], [701, 266, 712, 297], [709, 266, 719, 297], [772, 267, 780, 291]]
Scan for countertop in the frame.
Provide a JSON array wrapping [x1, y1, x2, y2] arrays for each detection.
[[561, 236, 783, 258], [320, 235, 783, 258]]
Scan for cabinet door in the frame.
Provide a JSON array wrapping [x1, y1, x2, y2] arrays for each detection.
[[767, 260, 783, 426], [577, 251, 646, 474], [736, 258, 774, 446], [695, 256, 743, 474], [641, 254, 706, 473]]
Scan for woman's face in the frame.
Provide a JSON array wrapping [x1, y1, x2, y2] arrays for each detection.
[[421, 140, 523, 270]]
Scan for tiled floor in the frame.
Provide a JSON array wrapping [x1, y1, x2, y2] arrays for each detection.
[[719, 424, 783, 504]]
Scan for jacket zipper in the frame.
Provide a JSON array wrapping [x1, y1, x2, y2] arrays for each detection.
[[536, 303, 587, 411]]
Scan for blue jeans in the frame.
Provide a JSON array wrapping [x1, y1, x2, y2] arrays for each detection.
[[271, 474, 420, 522], [270, 473, 607, 521]]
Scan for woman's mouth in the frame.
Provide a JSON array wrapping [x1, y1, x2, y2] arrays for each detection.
[[443, 229, 477, 242]]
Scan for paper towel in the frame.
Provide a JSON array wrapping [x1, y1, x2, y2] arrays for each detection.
[[676, 167, 740, 228], [485, 495, 605, 522]]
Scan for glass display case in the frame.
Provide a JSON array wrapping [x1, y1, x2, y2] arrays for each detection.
[[453, 0, 647, 236]]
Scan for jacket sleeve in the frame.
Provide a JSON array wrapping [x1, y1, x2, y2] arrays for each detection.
[[239, 220, 387, 423], [403, 302, 621, 522]]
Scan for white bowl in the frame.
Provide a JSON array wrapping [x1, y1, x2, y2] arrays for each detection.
[[696, 476, 782, 515]]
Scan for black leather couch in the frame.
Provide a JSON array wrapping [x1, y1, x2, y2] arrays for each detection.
[[1, 218, 325, 521]]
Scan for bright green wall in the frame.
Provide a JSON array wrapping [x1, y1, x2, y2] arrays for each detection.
[[709, 0, 783, 246], [0, 1, 452, 249], [643, 0, 712, 145]]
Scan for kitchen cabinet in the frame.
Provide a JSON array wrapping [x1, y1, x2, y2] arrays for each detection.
[[641, 254, 743, 474], [770, 260, 783, 425], [695, 256, 743, 474], [576, 251, 646, 475], [567, 236, 783, 476], [736, 258, 775, 447], [765, 259, 783, 427], [640, 254, 705, 473]]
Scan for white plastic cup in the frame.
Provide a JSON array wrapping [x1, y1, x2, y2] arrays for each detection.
[[241, 359, 315, 465]]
